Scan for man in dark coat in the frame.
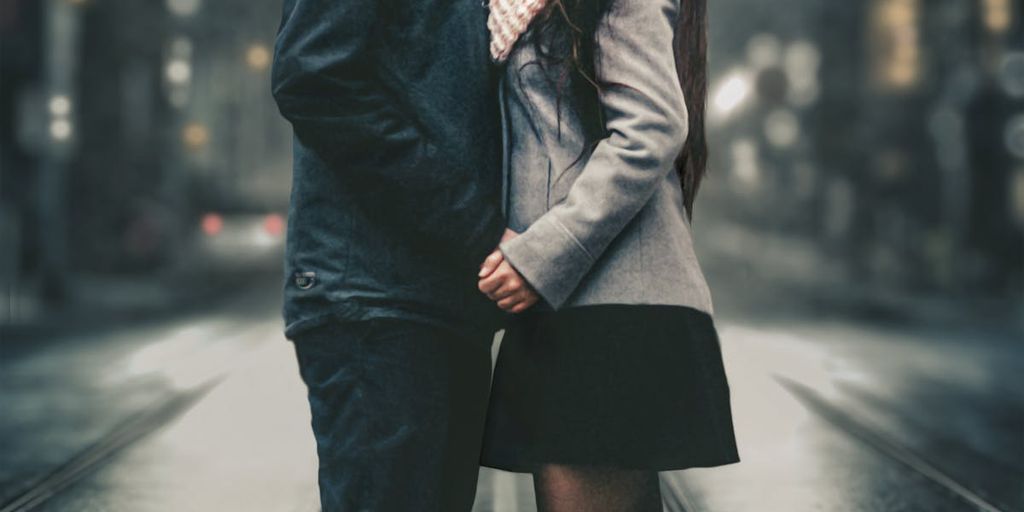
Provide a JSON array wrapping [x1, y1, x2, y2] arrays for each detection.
[[271, 0, 505, 509]]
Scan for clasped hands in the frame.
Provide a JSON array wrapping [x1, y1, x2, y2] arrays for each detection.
[[478, 229, 540, 313]]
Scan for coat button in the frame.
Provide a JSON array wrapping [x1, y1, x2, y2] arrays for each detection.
[[294, 271, 316, 290]]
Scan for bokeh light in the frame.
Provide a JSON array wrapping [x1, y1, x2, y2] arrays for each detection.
[[166, 0, 201, 17], [246, 44, 271, 72], [182, 122, 209, 151]]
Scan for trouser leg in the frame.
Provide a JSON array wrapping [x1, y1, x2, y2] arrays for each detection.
[[291, 318, 493, 512]]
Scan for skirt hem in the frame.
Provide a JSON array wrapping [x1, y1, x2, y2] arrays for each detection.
[[480, 454, 741, 474]]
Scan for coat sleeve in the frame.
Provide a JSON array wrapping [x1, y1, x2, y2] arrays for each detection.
[[271, 0, 504, 268], [498, 0, 689, 308]]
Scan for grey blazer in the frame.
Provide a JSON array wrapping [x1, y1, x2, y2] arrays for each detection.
[[498, 0, 714, 315]]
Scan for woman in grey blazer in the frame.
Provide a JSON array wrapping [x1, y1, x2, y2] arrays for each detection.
[[477, 0, 739, 509]]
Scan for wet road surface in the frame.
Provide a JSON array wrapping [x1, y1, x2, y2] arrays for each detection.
[[1, 280, 1020, 511]]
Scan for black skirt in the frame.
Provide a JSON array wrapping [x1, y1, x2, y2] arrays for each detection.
[[481, 304, 740, 472]]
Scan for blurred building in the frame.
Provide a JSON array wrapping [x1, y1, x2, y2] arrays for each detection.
[[1, 0, 288, 318], [703, 0, 1023, 297], [1, 0, 44, 309]]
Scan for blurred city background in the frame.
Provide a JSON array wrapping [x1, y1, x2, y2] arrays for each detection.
[[0, 0, 1021, 511]]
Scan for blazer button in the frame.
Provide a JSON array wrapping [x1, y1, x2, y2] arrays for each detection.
[[294, 271, 316, 290]]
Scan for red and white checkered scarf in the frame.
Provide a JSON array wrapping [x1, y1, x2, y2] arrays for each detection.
[[487, 0, 549, 63]]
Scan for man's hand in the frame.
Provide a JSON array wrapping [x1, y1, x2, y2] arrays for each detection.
[[478, 229, 540, 313]]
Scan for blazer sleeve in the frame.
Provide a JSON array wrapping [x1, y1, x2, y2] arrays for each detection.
[[498, 0, 689, 309]]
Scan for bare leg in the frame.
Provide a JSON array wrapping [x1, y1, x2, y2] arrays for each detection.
[[533, 464, 662, 512]]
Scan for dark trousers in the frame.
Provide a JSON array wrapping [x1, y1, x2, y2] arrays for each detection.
[[290, 318, 494, 512]]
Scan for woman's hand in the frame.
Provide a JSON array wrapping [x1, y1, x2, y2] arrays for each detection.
[[478, 230, 540, 313]]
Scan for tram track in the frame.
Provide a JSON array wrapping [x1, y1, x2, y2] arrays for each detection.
[[775, 375, 1015, 512], [0, 379, 222, 512], [0, 310, 275, 512]]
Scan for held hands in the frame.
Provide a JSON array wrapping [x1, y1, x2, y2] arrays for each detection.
[[478, 229, 540, 314]]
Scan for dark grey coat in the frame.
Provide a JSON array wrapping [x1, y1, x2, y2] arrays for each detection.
[[499, 0, 714, 314], [272, 0, 506, 337]]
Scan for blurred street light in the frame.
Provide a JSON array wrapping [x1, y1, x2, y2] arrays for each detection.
[[49, 119, 72, 141], [784, 40, 821, 106], [982, 0, 1013, 35], [48, 94, 71, 116], [47, 93, 73, 142], [165, 36, 192, 108], [730, 138, 762, 193], [713, 72, 753, 118], [764, 108, 800, 148], [263, 214, 285, 237], [165, 59, 191, 85], [166, 0, 200, 17], [201, 213, 223, 236], [870, 0, 921, 91], [183, 122, 209, 151], [246, 44, 270, 72]]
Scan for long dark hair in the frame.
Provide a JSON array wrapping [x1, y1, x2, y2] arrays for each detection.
[[528, 0, 709, 218]]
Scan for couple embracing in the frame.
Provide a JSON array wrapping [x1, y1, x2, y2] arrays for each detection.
[[271, 0, 739, 510]]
